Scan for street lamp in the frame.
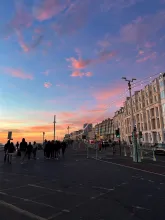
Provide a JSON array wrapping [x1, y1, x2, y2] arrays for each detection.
[[67, 126, 70, 135], [122, 77, 136, 130], [122, 77, 139, 162], [43, 132, 45, 144]]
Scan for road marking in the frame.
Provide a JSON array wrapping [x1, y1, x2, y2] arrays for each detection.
[[2, 184, 28, 191], [47, 212, 63, 220], [0, 171, 37, 178], [149, 163, 165, 168], [0, 200, 46, 220], [92, 158, 165, 177], [92, 186, 114, 191], [0, 192, 7, 195], [28, 184, 81, 196]]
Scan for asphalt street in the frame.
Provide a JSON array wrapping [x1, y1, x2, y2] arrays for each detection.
[[0, 144, 165, 220]]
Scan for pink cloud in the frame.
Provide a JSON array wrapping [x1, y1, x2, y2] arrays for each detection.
[[136, 52, 157, 63], [138, 50, 144, 55], [71, 71, 85, 77], [4, 68, 33, 80], [119, 11, 165, 44], [85, 72, 93, 77], [100, 0, 142, 12], [44, 82, 52, 88], [67, 50, 116, 77], [16, 30, 30, 52], [99, 50, 117, 61], [33, 0, 69, 21], [16, 30, 43, 52], [144, 41, 156, 48], [93, 85, 126, 101], [67, 57, 92, 69]]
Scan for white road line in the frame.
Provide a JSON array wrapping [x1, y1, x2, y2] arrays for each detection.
[[2, 184, 28, 191], [28, 184, 81, 196], [92, 186, 114, 191], [0, 171, 37, 178], [92, 158, 165, 177], [0, 200, 46, 220], [149, 163, 165, 168], [0, 192, 7, 195], [47, 212, 63, 220]]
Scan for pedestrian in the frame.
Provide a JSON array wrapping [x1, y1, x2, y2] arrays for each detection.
[[16, 141, 19, 150], [33, 141, 37, 160], [20, 138, 27, 152], [43, 139, 47, 158], [46, 141, 51, 159], [4, 140, 10, 163], [62, 141, 66, 158], [51, 140, 54, 158], [7, 142, 15, 164], [21, 142, 33, 163]]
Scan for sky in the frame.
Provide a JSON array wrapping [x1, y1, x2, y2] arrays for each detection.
[[0, 0, 165, 143]]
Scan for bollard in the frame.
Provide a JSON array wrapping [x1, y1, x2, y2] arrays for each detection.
[[130, 145, 133, 157], [124, 145, 127, 157], [140, 149, 143, 160], [153, 148, 156, 162]]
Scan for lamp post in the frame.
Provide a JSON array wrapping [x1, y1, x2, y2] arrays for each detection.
[[122, 77, 139, 162], [43, 132, 45, 144], [53, 115, 56, 141], [67, 126, 70, 135]]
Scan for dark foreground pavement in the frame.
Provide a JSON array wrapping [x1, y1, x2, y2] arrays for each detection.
[[0, 147, 165, 220]]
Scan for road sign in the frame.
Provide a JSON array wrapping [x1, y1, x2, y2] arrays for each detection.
[[7, 131, 13, 140]]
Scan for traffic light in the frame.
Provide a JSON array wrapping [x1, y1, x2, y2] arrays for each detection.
[[115, 128, 120, 138]]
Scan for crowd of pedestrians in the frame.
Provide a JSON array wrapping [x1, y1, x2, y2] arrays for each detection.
[[3, 138, 67, 164]]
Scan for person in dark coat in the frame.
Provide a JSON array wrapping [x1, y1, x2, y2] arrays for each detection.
[[51, 140, 54, 158], [22, 142, 33, 163], [4, 140, 10, 163], [46, 141, 51, 159], [61, 141, 66, 158], [33, 141, 37, 160], [20, 138, 27, 152], [8, 142, 15, 164]]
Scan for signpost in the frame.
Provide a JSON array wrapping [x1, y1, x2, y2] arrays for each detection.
[[7, 131, 13, 140]]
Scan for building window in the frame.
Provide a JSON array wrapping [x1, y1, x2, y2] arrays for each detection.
[[153, 86, 157, 92], [159, 81, 164, 87], [162, 104, 165, 113], [150, 108, 154, 117], [161, 90, 165, 99]]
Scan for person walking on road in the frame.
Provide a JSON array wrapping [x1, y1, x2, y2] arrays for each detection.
[[4, 140, 10, 163], [7, 142, 15, 164], [21, 142, 33, 163], [43, 139, 47, 158], [33, 141, 37, 160], [62, 141, 66, 158]]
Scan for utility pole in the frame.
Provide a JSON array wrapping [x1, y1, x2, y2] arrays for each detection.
[[67, 126, 70, 135], [43, 132, 45, 144], [53, 115, 56, 141], [122, 77, 139, 162]]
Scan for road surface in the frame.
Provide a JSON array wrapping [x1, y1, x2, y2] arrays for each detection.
[[0, 145, 165, 220]]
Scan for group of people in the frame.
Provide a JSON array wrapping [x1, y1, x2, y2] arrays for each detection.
[[3, 138, 67, 164], [43, 140, 67, 159]]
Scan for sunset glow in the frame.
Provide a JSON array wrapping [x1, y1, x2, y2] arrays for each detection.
[[0, 0, 165, 143]]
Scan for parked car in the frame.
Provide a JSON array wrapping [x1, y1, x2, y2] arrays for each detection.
[[154, 144, 165, 155]]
